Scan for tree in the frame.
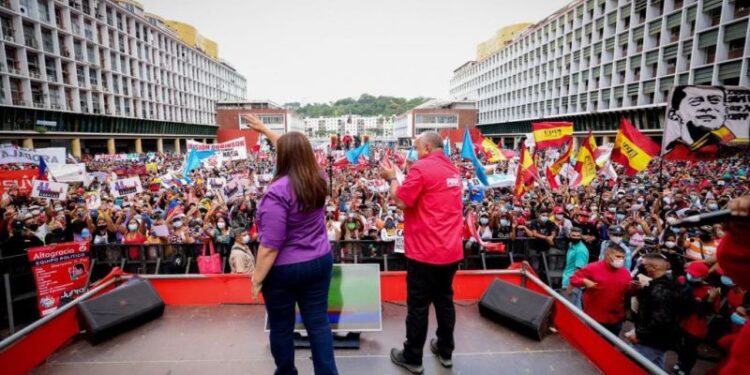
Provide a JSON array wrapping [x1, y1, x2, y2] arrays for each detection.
[[287, 94, 431, 118]]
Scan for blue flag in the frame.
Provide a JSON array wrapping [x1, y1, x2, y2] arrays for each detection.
[[346, 141, 370, 164], [38, 157, 48, 178], [183, 149, 216, 175], [460, 127, 489, 186], [443, 138, 451, 157]]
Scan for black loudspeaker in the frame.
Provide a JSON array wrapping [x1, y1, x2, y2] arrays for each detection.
[[478, 279, 554, 341], [77, 277, 165, 344]]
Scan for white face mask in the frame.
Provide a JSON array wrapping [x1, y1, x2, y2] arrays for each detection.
[[128, 223, 138, 231], [217, 222, 226, 229], [610, 236, 622, 244], [242, 234, 250, 244], [664, 241, 676, 249], [610, 258, 625, 269]]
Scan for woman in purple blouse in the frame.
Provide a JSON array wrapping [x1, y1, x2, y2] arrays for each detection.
[[243, 114, 338, 375]]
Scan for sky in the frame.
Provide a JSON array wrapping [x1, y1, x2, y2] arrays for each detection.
[[141, 0, 571, 104]]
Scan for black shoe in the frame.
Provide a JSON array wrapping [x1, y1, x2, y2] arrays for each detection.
[[390, 348, 424, 374], [429, 339, 453, 368]]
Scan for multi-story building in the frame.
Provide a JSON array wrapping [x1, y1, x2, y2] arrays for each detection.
[[450, 0, 750, 148], [0, 0, 246, 155], [393, 99, 477, 144], [304, 114, 395, 139], [215, 100, 304, 147]]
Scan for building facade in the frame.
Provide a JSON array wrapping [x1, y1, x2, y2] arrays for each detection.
[[393, 99, 477, 142], [304, 114, 395, 140], [0, 0, 246, 155], [450, 0, 750, 147], [215, 100, 305, 147]]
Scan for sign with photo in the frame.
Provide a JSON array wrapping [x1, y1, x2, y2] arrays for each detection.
[[208, 177, 227, 190], [27, 241, 91, 317], [30, 180, 69, 201], [109, 177, 143, 198], [186, 137, 247, 162], [663, 85, 750, 160]]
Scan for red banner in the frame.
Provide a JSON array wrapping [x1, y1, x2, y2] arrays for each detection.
[[0, 168, 39, 195], [27, 241, 91, 317]]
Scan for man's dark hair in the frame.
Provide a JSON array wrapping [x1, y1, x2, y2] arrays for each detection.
[[607, 243, 626, 253]]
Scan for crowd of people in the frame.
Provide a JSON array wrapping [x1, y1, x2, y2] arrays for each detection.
[[0, 138, 748, 373]]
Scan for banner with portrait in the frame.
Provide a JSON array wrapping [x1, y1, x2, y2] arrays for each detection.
[[662, 85, 750, 160], [27, 241, 91, 317], [109, 177, 143, 198], [186, 137, 247, 162]]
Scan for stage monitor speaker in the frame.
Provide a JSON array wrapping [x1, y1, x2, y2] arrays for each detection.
[[77, 277, 165, 344], [478, 279, 554, 341]]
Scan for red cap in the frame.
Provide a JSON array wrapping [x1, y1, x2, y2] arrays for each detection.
[[686, 262, 710, 278], [516, 217, 526, 226], [553, 206, 564, 214]]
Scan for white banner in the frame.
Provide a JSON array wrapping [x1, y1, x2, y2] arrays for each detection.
[[109, 177, 143, 198], [0, 145, 66, 165], [49, 164, 88, 184], [186, 137, 247, 162], [31, 180, 69, 201], [93, 153, 140, 162]]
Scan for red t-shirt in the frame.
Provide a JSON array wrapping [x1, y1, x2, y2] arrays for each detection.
[[396, 152, 463, 265], [570, 260, 633, 324]]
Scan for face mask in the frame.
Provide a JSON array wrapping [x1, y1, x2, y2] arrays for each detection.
[[731, 312, 747, 326], [670, 227, 680, 234], [173, 221, 183, 229], [347, 222, 356, 230], [53, 228, 64, 234], [664, 241, 676, 249], [385, 221, 395, 229], [708, 204, 718, 211], [54, 205, 63, 212], [555, 214, 564, 220], [570, 238, 581, 244], [27, 223, 39, 231], [242, 235, 250, 244], [610, 236, 622, 244], [540, 216, 549, 223], [128, 224, 138, 231], [616, 214, 626, 221], [720, 276, 735, 287], [566, 204, 574, 211], [686, 274, 702, 283], [590, 207, 598, 212], [479, 218, 489, 225], [610, 258, 625, 269], [500, 219, 510, 227], [608, 207, 616, 213], [217, 222, 226, 229]]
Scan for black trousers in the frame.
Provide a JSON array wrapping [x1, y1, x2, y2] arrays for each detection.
[[402, 258, 460, 365]]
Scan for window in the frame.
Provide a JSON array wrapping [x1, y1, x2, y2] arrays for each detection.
[[23, 23, 36, 48], [45, 56, 56, 81], [737, 0, 750, 18], [666, 59, 677, 74], [41, 28, 53, 52], [729, 39, 745, 59], [705, 45, 716, 64]]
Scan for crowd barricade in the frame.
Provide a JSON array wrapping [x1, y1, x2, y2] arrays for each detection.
[[1, 238, 566, 337]]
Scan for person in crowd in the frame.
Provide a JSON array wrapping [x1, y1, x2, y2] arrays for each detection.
[[684, 225, 720, 264], [325, 212, 342, 242], [1, 219, 43, 257], [528, 208, 558, 276], [562, 227, 589, 309], [229, 228, 255, 274], [598, 225, 631, 269], [570, 244, 634, 335], [674, 261, 722, 375], [247, 115, 338, 375], [381, 131, 463, 374], [477, 212, 493, 240], [627, 253, 680, 369], [210, 215, 233, 257]]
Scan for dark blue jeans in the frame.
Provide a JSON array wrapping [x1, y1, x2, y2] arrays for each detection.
[[262, 252, 338, 375]]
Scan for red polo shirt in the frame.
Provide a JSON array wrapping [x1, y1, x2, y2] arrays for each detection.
[[396, 152, 463, 265]]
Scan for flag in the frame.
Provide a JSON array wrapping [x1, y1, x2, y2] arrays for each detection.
[[481, 138, 507, 162], [545, 140, 572, 190], [183, 149, 216, 176], [532, 122, 573, 150], [460, 127, 489, 186], [443, 137, 451, 157], [346, 141, 370, 164], [514, 142, 536, 197], [611, 118, 660, 176], [38, 157, 49, 181], [571, 132, 598, 187]]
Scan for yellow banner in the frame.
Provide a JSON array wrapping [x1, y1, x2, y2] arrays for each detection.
[[615, 133, 653, 172], [481, 138, 507, 162], [533, 126, 573, 143]]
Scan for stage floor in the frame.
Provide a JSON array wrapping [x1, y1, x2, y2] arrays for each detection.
[[33, 303, 600, 375]]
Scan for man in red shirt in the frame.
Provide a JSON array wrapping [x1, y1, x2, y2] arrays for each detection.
[[570, 243, 635, 335], [381, 131, 463, 374]]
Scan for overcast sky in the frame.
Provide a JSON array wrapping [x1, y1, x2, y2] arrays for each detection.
[[141, 0, 570, 104]]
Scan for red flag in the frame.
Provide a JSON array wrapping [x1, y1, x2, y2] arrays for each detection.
[[611, 118, 660, 176], [532, 122, 573, 150], [545, 140, 572, 190]]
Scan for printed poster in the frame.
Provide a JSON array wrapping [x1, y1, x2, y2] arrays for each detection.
[[0, 168, 38, 195], [30, 180, 69, 201], [109, 177, 143, 198], [27, 241, 91, 317]]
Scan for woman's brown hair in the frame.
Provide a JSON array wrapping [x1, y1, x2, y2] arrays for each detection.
[[273, 132, 327, 212]]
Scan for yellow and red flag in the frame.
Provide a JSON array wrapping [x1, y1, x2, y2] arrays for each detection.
[[514, 142, 537, 197], [572, 131, 598, 187], [532, 122, 573, 150], [545, 140, 572, 190], [611, 118, 660, 176], [481, 137, 507, 162]]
